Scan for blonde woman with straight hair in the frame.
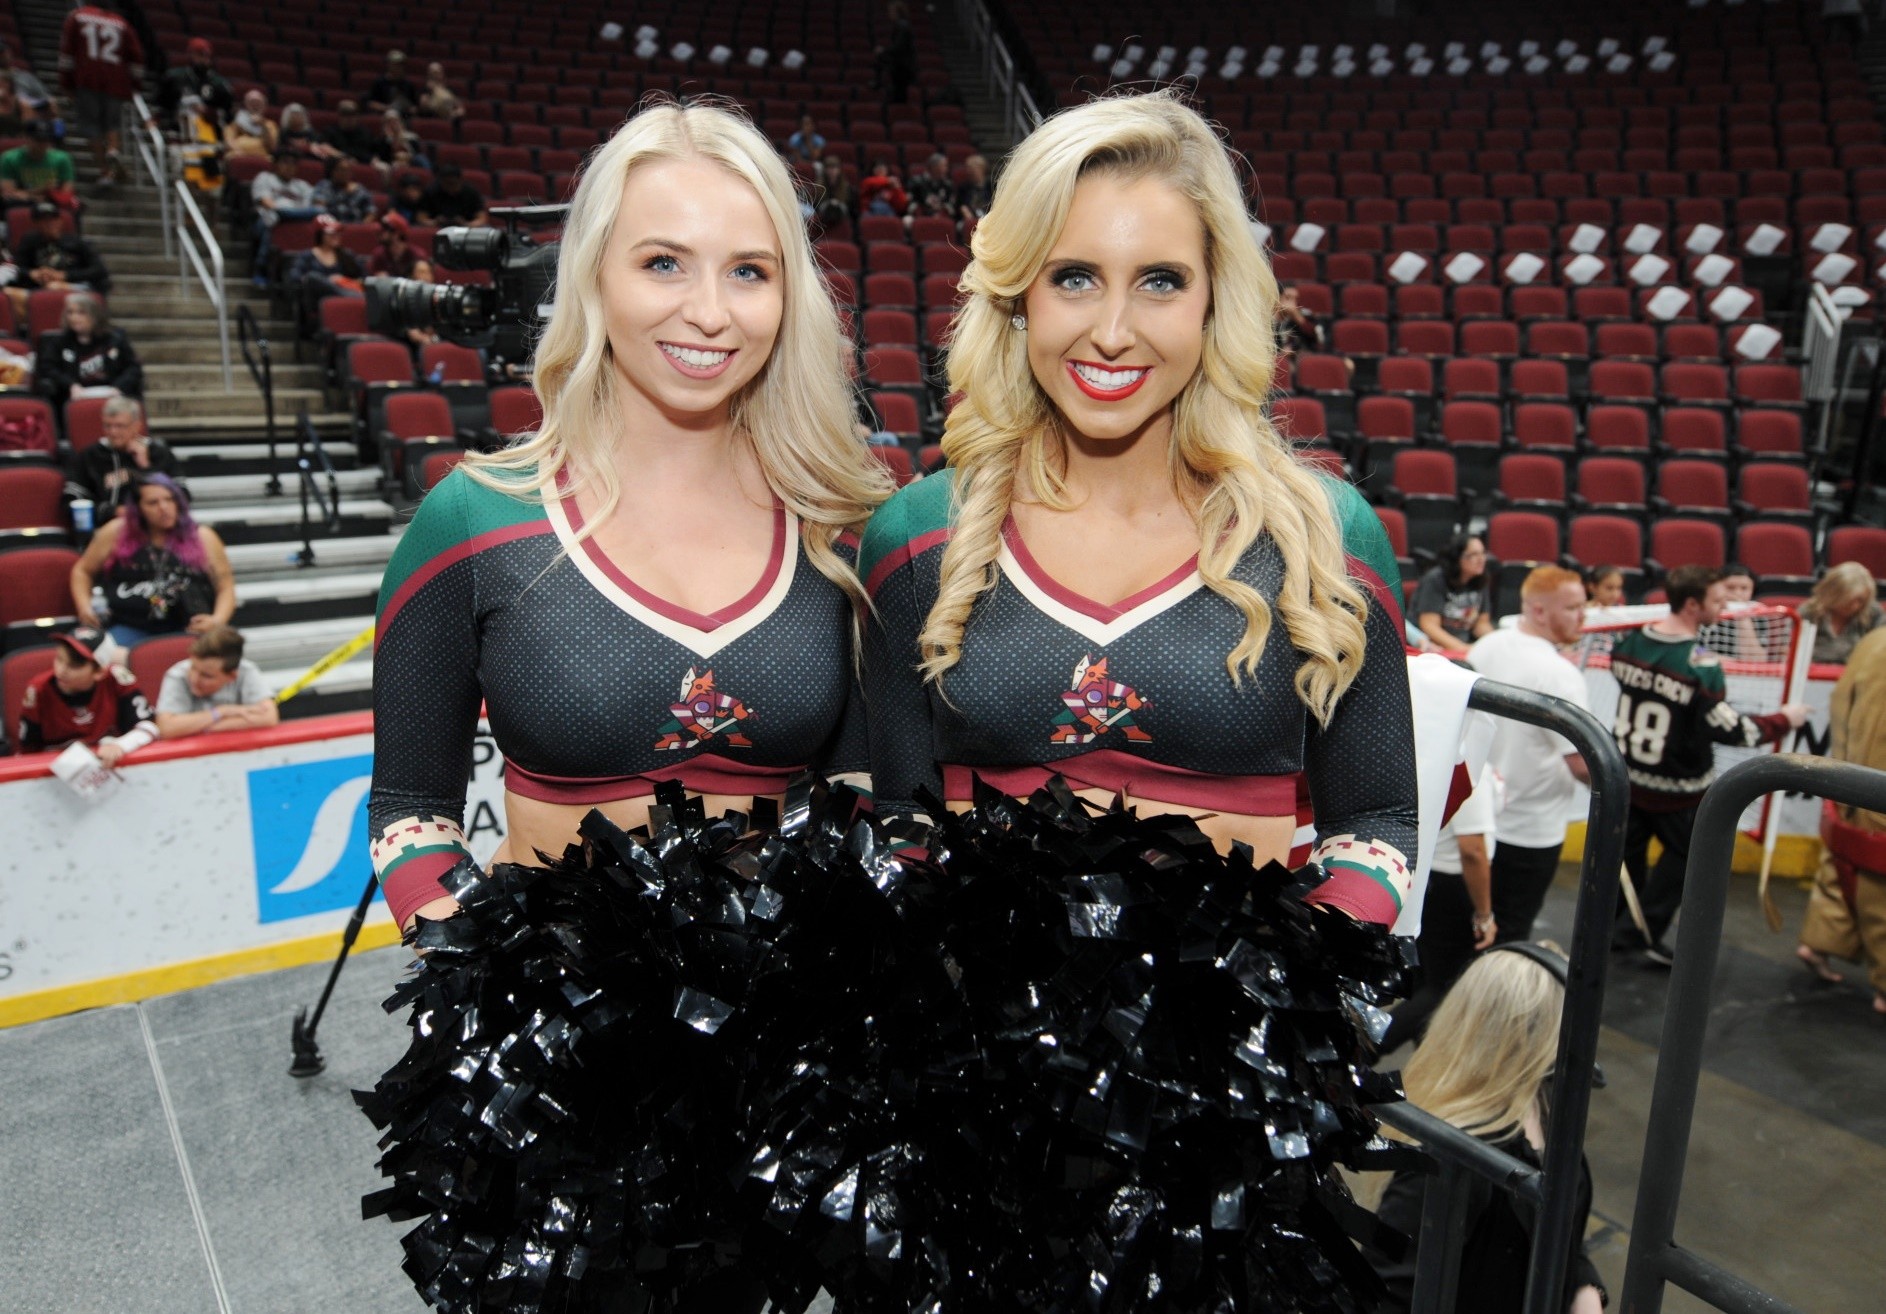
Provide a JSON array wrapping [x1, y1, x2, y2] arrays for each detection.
[[1365, 945, 1607, 1313], [368, 97, 891, 933], [859, 91, 1420, 926]]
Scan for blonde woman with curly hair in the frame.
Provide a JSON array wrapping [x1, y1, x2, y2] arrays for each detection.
[[1365, 944, 1607, 1313], [859, 92, 1419, 924], [368, 97, 891, 931], [1803, 559, 1884, 665]]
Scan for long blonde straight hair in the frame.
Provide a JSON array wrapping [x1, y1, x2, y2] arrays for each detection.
[[1401, 948, 1564, 1140], [922, 92, 1368, 721], [461, 97, 890, 604]]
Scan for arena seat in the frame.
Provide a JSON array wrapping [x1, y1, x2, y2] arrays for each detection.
[[420, 449, 467, 492], [0, 544, 80, 643], [483, 385, 541, 450], [1, 644, 55, 752], [1826, 525, 1886, 583], [0, 467, 69, 545], [1735, 522, 1818, 595], [1495, 454, 1567, 517], [127, 634, 196, 702], [1486, 510, 1563, 614], [1734, 462, 1815, 525]]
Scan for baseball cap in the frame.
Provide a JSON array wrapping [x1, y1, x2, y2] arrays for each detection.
[[31, 200, 59, 219], [314, 213, 340, 233], [379, 211, 410, 236], [53, 625, 111, 666], [186, 36, 213, 58]]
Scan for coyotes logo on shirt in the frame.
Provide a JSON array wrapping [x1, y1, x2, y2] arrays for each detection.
[[1050, 654, 1151, 745], [654, 667, 755, 751]]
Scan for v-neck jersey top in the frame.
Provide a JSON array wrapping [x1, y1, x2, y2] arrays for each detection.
[[368, 465, 866, 927], [858, 468, 1420, 926]]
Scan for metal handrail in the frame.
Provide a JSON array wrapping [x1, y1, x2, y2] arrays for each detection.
[[1621, 754, 1886, 1314], [1373, 676, 1629, 1314], [173, 179, 233, 390], [124, 93, 173, 258], [292, 404, 341, 569], [234, 304, 280, 495]]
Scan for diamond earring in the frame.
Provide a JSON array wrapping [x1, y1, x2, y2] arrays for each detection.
[[1010, 314, 1026, 331]]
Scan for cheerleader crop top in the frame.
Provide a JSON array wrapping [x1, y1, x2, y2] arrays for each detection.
[[369, 466, 867, 928], [858, 470, 1420, 927]]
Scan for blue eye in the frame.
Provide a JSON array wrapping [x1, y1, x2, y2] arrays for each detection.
[[1051, 267, 1096, 291], [644, 254, 680, 274], [1143, 269, 1187, 293], [732, 263, 770, 282]]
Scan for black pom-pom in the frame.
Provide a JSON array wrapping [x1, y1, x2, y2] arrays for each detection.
[[362, 777, 1409, 1313]]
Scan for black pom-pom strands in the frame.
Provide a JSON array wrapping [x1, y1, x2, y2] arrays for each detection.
[[359, 776, 1412, 1313]]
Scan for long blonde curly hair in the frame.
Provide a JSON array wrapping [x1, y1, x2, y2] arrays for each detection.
[[922, 92, 1369, 722], [461, 96, 890, 605]]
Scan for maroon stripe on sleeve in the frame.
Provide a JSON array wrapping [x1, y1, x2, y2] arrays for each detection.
[[376, 520, 557, 648], [865, 527, 952, 598]]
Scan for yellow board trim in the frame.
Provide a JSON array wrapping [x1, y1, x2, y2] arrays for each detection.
[[1559, 821, 1822, 880], [0, 921, 404, 1030]]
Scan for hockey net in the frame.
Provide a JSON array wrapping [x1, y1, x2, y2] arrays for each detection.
[[1570, 602, 1814, 844]]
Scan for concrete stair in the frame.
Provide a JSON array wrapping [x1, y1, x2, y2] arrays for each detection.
[[5, 12, 398, 719]]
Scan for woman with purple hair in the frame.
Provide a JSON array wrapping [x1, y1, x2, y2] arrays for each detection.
[[69, 473, 235, 647]]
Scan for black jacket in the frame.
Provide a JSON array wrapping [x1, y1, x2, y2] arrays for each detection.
[[37, 328, 143, 401], [1367, 1130, 1605, 1313], [75, 436, 184, 506], [16, 231, 109, 292], [159, 64, 234, 125]]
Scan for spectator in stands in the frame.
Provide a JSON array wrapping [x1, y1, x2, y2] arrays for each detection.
[[312, 156, 373, 223], [369, 211, 419, 277], [0, 122, 78, 213], [277, 103, 329, 160], [955, 152, 993, 228], [372, 109, 428, 174], [15, 625, 155, 765], [0, 39, 57, 122], [814, 155, 856, 230], [367, 50, 421, 117], [224, 89, 279, 160], [18, 200, 109, 300], [0, 74, 37, 136], [1797, 626, 1886, 1015], [324, 99, 377, 165], [59, 0, 143, 186], [72, 472, 234, 646], [1366, 945, 1608, 1314], [290, 215, 365, 302], [419, 162, 489, 228], [905, 152, 954, 222], [1273, 284, 1324, 355], [153, 624, 277, 739], [159, 36, 233, 130], [36, 291, 142, 401], [874, 0, 918, 104], [1415, 533, 1495, 652], [1720, 563, 1757, 604], [1609, 565, 1810, 964], [1468, 565, 1594, 943], [75, 396, 181, 508], [1584, 564, 1626, 609], [175, 94, 224, 198], [786, 114, 825, 163], [393, 258, 440, 351], [1804, 561, 1883, 665], [859, 158, 907, 217], [1381, 766, 1501, 1051], [1703, 562, 1768, 661], [383, 171, 428, 225], [417, 62, 463, 121], [249, 150, 319, 285]]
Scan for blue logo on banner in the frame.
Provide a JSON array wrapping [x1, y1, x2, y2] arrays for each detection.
[[248, 753, 382, 924]]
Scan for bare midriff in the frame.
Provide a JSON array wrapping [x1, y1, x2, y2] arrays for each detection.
[[492, 788, 790, 866], [947, 788, 1297, 865]]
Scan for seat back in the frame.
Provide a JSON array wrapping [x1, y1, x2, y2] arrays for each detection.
[[0, 466, 67, 531], [1737, 462, 1811, 513], [1649, 519, 1727, 570], [1568, 514, 1644, 569], [127, 634, 196, 702], [1734, 522, 1816, 579], [1656, 460, 1730, 511], [1270, 397, 1328, 442], [0, 545, 81, 626], [382, 390, 456, 439], [1486, 510, 1561, 563], [1, 645, 56, 750]]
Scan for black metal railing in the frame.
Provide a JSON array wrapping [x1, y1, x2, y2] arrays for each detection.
[[236, 303, 281, 497], [1374, 676, 1629, 1314], [1621, 753, 1886, 1314], [293, 405, 342, 568]]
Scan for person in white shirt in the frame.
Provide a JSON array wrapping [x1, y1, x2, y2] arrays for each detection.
[[1467, 565, 1594, 942], [1382, 766, 1501, 1051], [153, 623, 278, 738]]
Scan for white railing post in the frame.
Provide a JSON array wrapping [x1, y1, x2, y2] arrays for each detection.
[[173, 180, 232, 391], [127, 94, 174, 259]]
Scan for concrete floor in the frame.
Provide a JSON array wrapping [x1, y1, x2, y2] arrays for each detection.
[[0, 870, 1880, 1313]]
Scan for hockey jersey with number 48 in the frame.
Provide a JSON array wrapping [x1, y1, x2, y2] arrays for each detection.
[[1607, 625, 1791, 809]]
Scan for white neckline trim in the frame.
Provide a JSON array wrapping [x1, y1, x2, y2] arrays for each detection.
[[544, 493, 800, 658], [996, 542, 1204, 646]]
